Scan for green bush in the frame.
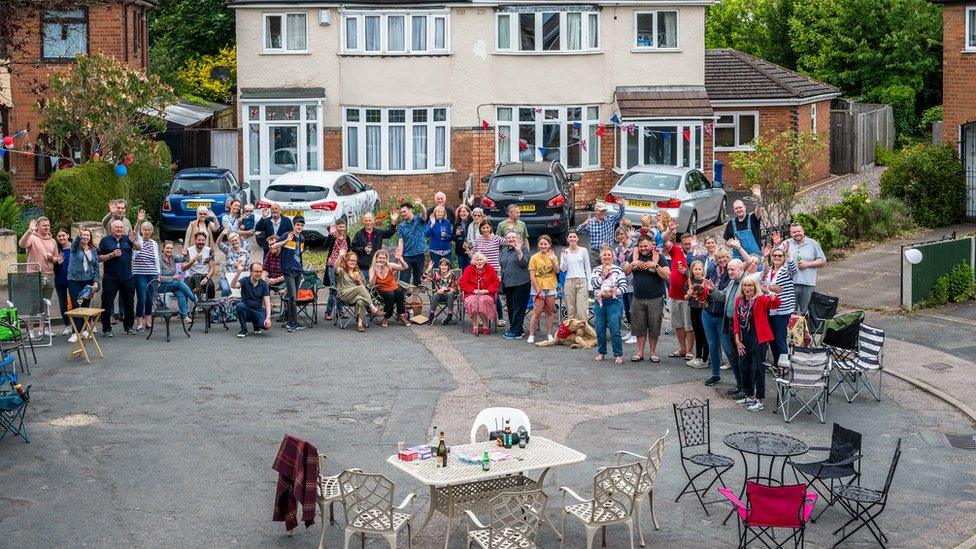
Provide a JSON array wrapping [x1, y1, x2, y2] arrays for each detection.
[[870, 84, 917, 137], [819, 186, 913, 242], [127, 143, 173, 225], [874, 143, 896, 167], [43, 161, 123, 231], [0, 170, 12, 199], [879, 143, 966, 227], [919, 105, 943, 134], [792, 212, 848, 254], [0, 196, 22, 231], [925, 263, 976, 307]]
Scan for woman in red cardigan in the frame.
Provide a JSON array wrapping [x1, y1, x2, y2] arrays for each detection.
[[733, 277, 782, 412], [459, 252, 500, 335]]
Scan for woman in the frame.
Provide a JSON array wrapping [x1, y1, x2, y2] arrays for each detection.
[[158, 241, 198, 322], [458, 252, 500, 335], [184, 206, 218, 248], [685, 260, 709, 368], [66, 228, 100, 343], [590, 247, 628, 364], [216, 229, 251, 297], [221, 199, 243, 233], [466, 208, 486, 245], [763, 231, 798, 370], [427, 257, 458, 325], [528, 235, 559, 343], [133, 221, 161, 332], [335, 251, 382, 332], [702, 250, 732, 386], [54, 229, 72, 336], [426, 205, 454, 267], [453, 205, 473, 271], [733, 277, 782, 412], [323, 221, 351, 320], [559, 231, 591, 322], [469, 220, 506, 327], [369, 249, 410, 327], [499, 232, 530, 340]]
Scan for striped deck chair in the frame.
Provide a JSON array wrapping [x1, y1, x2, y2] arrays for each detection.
[[775, 347, 830, 423], [829, 324, 885, 403]]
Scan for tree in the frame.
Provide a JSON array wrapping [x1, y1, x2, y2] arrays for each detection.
[[705, 0, 795, 69], [149, 0, 235, 87], [177, 46, 237, 103], [730, 130, 827, 230], [37, 52, 176, 164]]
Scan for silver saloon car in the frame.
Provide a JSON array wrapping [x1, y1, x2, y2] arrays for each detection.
[[605, 165, 728, 235]]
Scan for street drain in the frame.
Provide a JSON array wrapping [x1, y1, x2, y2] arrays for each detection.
[[922, 363, 953, 371], [941, 433, 976, 450]]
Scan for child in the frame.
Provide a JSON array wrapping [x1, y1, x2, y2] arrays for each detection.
[[428, 258, 457, 325], [638, 213, 655, 238], [240, 204, 257, 250], [685, 260, 710, 368]]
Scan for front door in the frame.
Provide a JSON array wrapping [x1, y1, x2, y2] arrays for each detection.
[[964, 123, 976, 221]]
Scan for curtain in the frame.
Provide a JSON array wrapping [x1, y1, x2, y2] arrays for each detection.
[[498, 15, 511, 49], [413, 126, 428, 170], [286, 14, 306, 50], [347, 127, 359, 168], [434, 17, 446, 49], [345, 17, 358, 49], [306, 123, 319, 170], [248, 124, 261, 176], [567, 13, 581, 51], [588, 124, 599, 167], [435, 127, 446, 167], [389, 126, 406, 170], [365, 16, 380, 51], [388, 16, 405, 51], [366, 126, 381, 170], [497, 126, 511, 163], [265, 16, 282, 49], [412, 16, 427, 51], [588, 13, 599, 48], [658, 12, 677, 48]]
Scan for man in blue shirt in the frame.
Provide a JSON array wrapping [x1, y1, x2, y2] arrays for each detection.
[[97, 219, 141, 336], [231, 261, 272, 338], [394, 200, 427, 286], [577, 200, 627, 267], [272, 216, 306, 333]]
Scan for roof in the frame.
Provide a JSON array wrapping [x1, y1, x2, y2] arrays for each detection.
[[229, 0, 469, 5], [239, 87, 326, 100], [705, 49, 839, 103], [162, 100, 230, 127], [615, 86, 714, 119], [494, 161, 556, 176], [176, 167, 234, 177]]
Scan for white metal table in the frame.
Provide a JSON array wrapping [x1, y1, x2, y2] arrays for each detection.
[[386, 436, 586, 549]]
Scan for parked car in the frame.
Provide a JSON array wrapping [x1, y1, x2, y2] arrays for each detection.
[[605, 165, 727, 235], [159, 167, 248, 240], [256, 171, 379, 240], [480, 161, 578, 242]]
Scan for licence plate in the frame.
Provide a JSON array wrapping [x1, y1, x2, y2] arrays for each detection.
[[283, 209, 304, 218], [184, 200, 211, 210], [629, 200, 655, 209], [518, 204, 536, 213]]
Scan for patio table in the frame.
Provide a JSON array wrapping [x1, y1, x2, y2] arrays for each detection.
[[722, 430, 809, 524], [386, 435, 586, 549]]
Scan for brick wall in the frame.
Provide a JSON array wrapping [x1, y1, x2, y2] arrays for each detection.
[[941, 3, 976, 148]]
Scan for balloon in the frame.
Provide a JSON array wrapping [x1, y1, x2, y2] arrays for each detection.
[[2, 136, 12, 148], [115, 164, 128, 177], [92, 152, 101, 161], [904, 248, 923, 265], [0, 149, 5, 157], [123, 153, 134, 166]]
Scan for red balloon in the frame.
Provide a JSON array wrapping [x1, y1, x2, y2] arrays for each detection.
[[2, 136, 12, 148], [123, 153, 134, 166], [92, 152, 101, 161]]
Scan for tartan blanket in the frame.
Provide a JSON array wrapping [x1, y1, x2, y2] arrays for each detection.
[[272, 434, 319, 531]]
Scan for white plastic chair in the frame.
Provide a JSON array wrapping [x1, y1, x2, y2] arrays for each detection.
[[470, 407, 531, 443], [224, 272, 242, 299]]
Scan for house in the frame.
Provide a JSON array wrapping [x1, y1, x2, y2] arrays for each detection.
[[2, 2, 153, 199], [931, 0, 976, 220], [704, 49, 839, 189], [230, 0, 717, 205]]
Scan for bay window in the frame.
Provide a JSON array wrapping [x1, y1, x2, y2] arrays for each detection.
[[344, 107, 450, 173], [714, 112, 758, 150], [496, 106, 600, 169], [496, 9, 600, 53], [616, 122, 703, 170], [264, 13, 307, 53], [634, 11, 678, 50], [342, 11, 449, 54]]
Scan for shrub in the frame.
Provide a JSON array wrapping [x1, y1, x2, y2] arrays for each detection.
[[791, 212, 848, 254], [925, 263, 976, 307], [870, 84, 917, 137], [43, 162, 123, 231], [127, 143, 173, 225], [0, 170, 12, 199], [879, 143, 966, 227], [177, 46, 237, 103], [820, 186, 913, 242], [874, 143, 896, 167], [919, 105, 943, 134]]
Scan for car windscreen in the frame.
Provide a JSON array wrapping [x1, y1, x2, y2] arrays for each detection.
[[491, 175, 553, 194], [171, 177, 227, 195], [264, 184, 330, 202], [617, 172, 681, 191]]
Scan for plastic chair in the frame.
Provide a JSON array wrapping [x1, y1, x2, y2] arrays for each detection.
[[6, 263, 52, 347], [790, 423, 862, 523], [465, 490, 548, 549], [338, 470, 415, 549], [672, 398, 734, 515], [559, 462, 642, 549], [612, 430, 669, 547], [719, 482, 817, 548], [774, 347, 831, 423], [470, 407, 531, 443]]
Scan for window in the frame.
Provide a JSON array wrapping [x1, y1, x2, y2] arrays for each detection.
[[343, 107, 450, 173], [496, 10, 599, 53], [341, 11, 449, 54], [241, 101, 323, 201], [616, 122, 702, 170], [496, 106, 600, 169], [42, 9, 88, 60], [264, 13, 307, 52], [634, 11, 678, 50], [714, 112, 758, 150], [968, 7, 976, 50], [810, 104, 817, 132]]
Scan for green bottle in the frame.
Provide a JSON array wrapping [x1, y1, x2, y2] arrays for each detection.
[[481, 451, 491, 471]]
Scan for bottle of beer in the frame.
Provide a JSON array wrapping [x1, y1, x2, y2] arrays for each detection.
[[13, 383, 28, 403], [437, 431, 448, 468], [517, 426, 528, 449], [481, 451, 491, 471], [503, 420, 513, 449]]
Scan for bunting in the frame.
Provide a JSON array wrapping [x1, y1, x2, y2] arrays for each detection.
[[609, 114, 621, 125]]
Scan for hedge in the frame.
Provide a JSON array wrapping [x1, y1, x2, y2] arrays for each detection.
[[127, 144, 172, 225], [879, 143, 966, 227]]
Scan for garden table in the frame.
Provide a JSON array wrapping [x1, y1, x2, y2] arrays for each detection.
[[722, 430, 809, 524], [386, 436, 586, 549], [64, 308, 104, 364]]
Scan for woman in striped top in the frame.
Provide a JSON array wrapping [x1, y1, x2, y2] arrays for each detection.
[[762, 231, 798, 369], [133, 221, 161, 332], [590, 247, 629, 364], [469, 220, 506, 326]]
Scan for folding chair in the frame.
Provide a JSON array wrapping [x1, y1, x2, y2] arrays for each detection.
[[719, 482, 817, 548], [7, 263, 52, 348], [774, 347, 831, 423], [806, 292, 838, 346], [297, 270, 325, 327], [830, 323, 885, 403], [672, 398, 734, 515], [832, 438, 901, 548], [427, 268, 462, 325], [790, 423, 862, 523], [0, 310, 35, 374], [0, 354, 30, 444], [146, 279, 190, 343]]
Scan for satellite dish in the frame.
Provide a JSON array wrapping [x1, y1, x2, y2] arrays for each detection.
[[210, 66, 232, 81], [904, 248, 923, 265]]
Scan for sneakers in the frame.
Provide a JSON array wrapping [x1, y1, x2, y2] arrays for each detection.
[[527, 335, 535, 343], [497, 319, 507, 328], [441, 315, 453, 326], [103, 331, 114, 338], [124, 329, 137, 336], [747, 400, 765, 412], [82, 330, 90, 340], [687, 358, 708, 369], [736, 396, 755, 406], [42, 327, 52, 337], [237, 329, 247, 338], [28, 330, 37, 341], [704, 376, 721, 386], [135, 325, 146, 333], [547, 334, 555, 342], [624, 335, 637, 344], [254, 329, 264, 334], [67, 333, 78, 343], [61, 326, 73, 336], [502, 332, 516, 340], [720, 360, 731, 370]]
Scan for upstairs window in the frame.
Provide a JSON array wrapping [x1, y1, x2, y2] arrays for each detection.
[[496, 10, 599, 53], [634, 11, 678, 50], [967, 7, 976, 51], [42, 9, 88, 61], [342, 11, 449, 54], [264, 13, 308, 53]]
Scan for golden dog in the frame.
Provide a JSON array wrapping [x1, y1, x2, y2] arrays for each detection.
[[536, 318, 597, 349]]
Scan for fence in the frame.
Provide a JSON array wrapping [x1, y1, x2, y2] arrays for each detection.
[[830, 101, 895, 175], [900, 233, 976, 308]]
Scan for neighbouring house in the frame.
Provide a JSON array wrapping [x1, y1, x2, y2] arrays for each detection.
[[1, 67, 9, 173], [2, 2, 153, 199], [230, 0, 718, 205], [704, 49, 839, 189], [931, 0, 976, 220]]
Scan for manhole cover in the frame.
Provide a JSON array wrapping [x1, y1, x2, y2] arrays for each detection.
[[941, 433, 976, 450], [923, 363, 953, 371]]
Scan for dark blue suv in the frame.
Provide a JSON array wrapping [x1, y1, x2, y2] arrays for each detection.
[[159, 168, 248, 239]]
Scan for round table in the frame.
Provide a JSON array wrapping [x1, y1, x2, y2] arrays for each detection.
[[722, 431, 809, 524]]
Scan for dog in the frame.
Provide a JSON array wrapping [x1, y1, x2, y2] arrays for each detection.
[[536, 318, 597, 349]]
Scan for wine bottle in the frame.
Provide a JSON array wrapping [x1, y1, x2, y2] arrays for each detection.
[[437, 431, 448, 468]]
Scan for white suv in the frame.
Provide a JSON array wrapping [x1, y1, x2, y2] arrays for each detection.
[[257, 171, 379, 239]]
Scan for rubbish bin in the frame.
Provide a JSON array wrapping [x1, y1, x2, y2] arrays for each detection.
[[713, 159, 725, 186]]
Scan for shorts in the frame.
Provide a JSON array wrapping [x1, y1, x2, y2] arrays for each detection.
[[670, 299, 692, 330], [631, 297, 664, 338], [533, 292, 556, 314], [41, 275, 55, 300]]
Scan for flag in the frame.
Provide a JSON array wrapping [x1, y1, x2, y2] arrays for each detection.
[[573, 121, 582, 130], [481, 119, 490, 130], [14, 129, 26, 138], [580, 140, 588, 152], [595, 124, 606, 138], [704, 123, 713, 135], [498, 132, 507, 142], [609, 114, 621, 125], [683, 129, 691, 142], [50, 156, 60, 168], [538, 147, 548, 158]]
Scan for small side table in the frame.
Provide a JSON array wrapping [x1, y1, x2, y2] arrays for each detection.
[[65, 308, 105, 364], [188, 300, 226, 333]]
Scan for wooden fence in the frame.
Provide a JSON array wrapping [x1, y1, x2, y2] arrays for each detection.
[[830, 101, 895, 175]]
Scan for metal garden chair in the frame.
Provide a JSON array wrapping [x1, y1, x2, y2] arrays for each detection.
[[832, 438, 902, 548], [314, 456, 361, 549], [559, 461, 643, 549], [145, 279, 191, 342], [718, 482, 817, 548], [6, 263, 52, 347], [465, 489, 548, 549], [470, 407, 531, 443], [672, 398, 734, 515], [612, 430, 669, 547], [774, 346, 831, 423], [789, 423, 862, 523], [830, 323, 886, 403], [338, 470, 415, 549]]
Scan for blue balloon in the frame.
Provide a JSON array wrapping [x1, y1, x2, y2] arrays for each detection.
[[0, 148, 5, 157], [115, 164, 128, 177]]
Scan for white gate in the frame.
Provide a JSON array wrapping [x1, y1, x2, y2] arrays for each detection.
[[210, 129, 239, 181]]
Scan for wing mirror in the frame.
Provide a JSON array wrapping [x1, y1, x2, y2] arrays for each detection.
[[481, 175, 491, 184]]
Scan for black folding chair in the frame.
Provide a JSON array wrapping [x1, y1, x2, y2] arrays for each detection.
[[672, 398, 735, 515], [790, 423, 862, 522], [832, 438, 901, 547], [296, 270, 324, 327], [806, 292, 839, 346]]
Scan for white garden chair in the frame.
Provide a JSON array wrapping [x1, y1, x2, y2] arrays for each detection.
[[465, 489, 548, 549], [559, 462, 643, 549], [338, 470, 415, 549], [612, 430, 669, 547]]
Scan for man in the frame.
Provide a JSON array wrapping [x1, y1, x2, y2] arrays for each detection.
[[101, 199, 132, 234], [577, 200, 627, 267], [496, 204, 529, 241], [784, 223, 826, 315], [183, 232, 217, 300], [723, 199, 762, 261], [394, 201, 427, 286], [255, 203, 294, 253], [323, 219, 350, 318], [351, 212, 395, 280], [19, 217, 59, 338], [262, 234, 285, 286], [232, 262, 273, 338], [665, 231, 696, 360], [708, 258, 747, 397], [97, 220, 141, 336], [273, 216, 306, 332], [427, 191, 456, 224], [624, 236, 671, 362]]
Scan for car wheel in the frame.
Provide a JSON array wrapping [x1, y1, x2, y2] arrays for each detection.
[[687, 211, 698, 235], [718, 197, 728, 224]]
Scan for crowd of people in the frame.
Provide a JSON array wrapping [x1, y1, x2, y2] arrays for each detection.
[[27, 192, 826, 411]]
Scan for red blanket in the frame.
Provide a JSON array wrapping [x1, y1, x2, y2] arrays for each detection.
[[272, 434, 319, 531]]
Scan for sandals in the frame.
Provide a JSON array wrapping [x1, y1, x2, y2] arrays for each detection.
[[668, 351, 684, 358], [399, 314, 410, 327], [650, 355, 661, 363], [631, 355, 644, 362], [381, 319, 389, 328], [614, 357, 624, 365], [684, 353, 695, 361], [595, 355, 605, 362]]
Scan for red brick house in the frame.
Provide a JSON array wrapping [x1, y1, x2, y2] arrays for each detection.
[[932, 0, 976, 220], [2, 1, 153, 199], [704, 49, 839, 189]]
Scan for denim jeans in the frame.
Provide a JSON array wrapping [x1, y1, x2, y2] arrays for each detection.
[[218, 275, 233, 297], [134, 274, 155, 317], [159, 280, 196, 316], [702, 310, 732, 378], [236, 302, 265, 333], [593, 297, 623, 358], [325, 266, 337, 312], [399, 254, 426, 286], [283, 270, 302, 328], [769, 313, 791, 368], [55, 281, 70, 325], [457, 251, 471, 271]]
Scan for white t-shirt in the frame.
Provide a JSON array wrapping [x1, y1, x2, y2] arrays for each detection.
[[185, 246, 213, 276], [560, 247, 592, 279]]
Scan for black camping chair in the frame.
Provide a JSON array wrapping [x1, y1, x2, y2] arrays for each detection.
[[822, 310, 864, 361], [672, 398, 735, 516], [806, 292, 839, 346], [790, 423, 862, 523], [832, 438, 902, 548]]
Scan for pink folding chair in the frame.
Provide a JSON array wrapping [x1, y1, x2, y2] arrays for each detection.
[[719, 482, 817, 548]]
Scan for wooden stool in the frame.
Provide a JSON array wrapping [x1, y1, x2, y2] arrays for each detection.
[[65, 307, 105, 364]]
